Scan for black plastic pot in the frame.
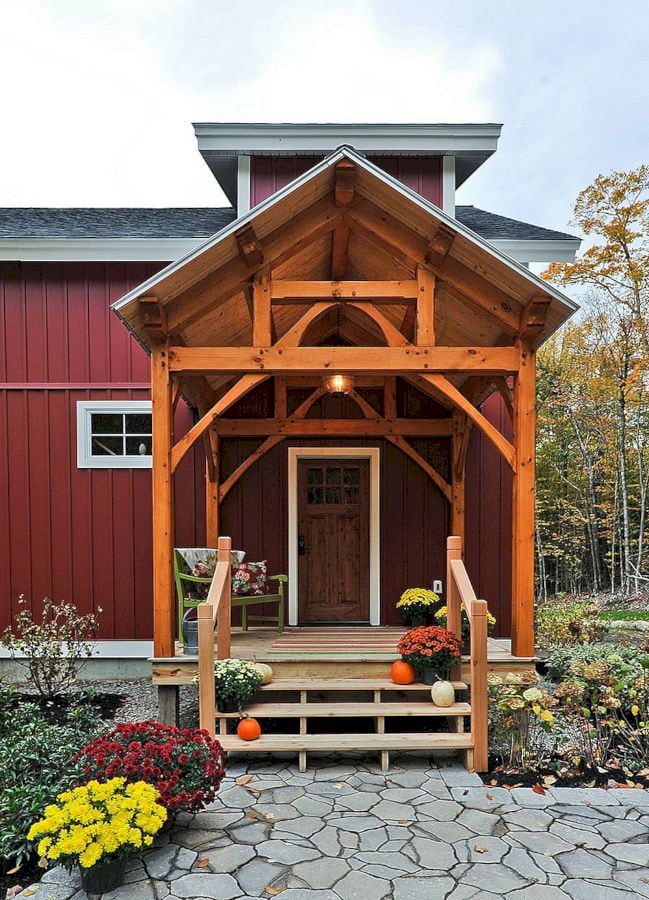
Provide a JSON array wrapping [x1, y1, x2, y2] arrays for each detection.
[[79, 857, 126, 894]]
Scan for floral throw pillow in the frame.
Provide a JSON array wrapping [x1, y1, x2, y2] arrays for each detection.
[[232, 561, 268, 596]]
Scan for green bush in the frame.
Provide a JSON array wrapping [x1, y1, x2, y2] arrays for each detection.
[[546, 642, 645, 687], [536, 596, 603, 649], [0, 686, 101, 869]]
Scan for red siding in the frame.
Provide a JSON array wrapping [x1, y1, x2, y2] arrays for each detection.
[[0, 263, 204, 640], [251, 155, 442, 207]]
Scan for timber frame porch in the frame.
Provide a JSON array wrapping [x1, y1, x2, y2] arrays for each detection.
[[110, 144, 577, 745]]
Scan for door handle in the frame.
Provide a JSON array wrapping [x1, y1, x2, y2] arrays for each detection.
[[298, 535, 306, 556]]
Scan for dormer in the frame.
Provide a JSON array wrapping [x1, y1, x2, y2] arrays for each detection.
[[193, 122, 503, 218]]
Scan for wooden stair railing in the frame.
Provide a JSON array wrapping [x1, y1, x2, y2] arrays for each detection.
[[446, 534, 489, 771], [198, 535, 232, 736]]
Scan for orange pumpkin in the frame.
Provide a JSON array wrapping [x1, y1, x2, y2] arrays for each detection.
[[237, 717, 262, 741], [391, 660, 416, 685]]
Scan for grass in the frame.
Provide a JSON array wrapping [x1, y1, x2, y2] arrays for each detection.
[[599, 610, 649, 622]]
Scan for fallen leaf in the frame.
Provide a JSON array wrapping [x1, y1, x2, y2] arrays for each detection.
[[490, 779, 498, 786], [265, 813, 275, 820], [245, 810, 259, 819], [6, 887, 23, 899], [485, 793, 493, 800], [543, 775, 557, 786], [463, 790, 469, 796], [265, 887, 283, 895], [195, 859, 210, 868], [5, 867, 20, 875], [398, 818, 409, 824], [23, 892, 36, 898], [532, 785, 546, 796], [334, 783, 344, 788], [236, 775, 254, 786], [37, 857, 49, 869], [473, 844, 487, 854]]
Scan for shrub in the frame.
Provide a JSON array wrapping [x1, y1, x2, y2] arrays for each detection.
[[546, 643, 644, 696], [28, 778, 166, 869], [2, 595, 100, 699], [0, 689, 101, 869], [212, 658, 264, 712], [76, 721, 226, 813], [488, 671, 557, 770], [536, 596, 603, 649], [397, 626, 462, 676]]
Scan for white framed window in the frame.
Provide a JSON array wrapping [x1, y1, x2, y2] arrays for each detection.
[[77, 401, 152, 469]]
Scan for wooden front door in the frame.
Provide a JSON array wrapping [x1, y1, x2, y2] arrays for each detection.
[[297, 458, 370, 623]]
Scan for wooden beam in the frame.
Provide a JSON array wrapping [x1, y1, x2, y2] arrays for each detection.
[[334, 159, 356, 207], [425, 223, 455, 264], [139, 296, 166, 340], [252, 270, 272, 346], [168, 198, 342, 332], [345, 302, 408, 347], [274, 377, 287, 418], [451, 411, 472, 546], [409, 373, 516, 470], [519, 297, 551, 340], [219, 388, 325, 500], [511, 342, 536, 657], [416, 264, 435, 346], [212, 418, 454, 436], [494, 376, 514, 421], [384, 376, 397, 419], [151, 343, 175, 658], [270, 280, 418, 301], [235, 223, 264, 268], [168, 346, 520, 376], [330, 224, 350, 280]]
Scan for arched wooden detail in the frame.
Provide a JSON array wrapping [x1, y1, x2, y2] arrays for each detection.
[[345, 301, 409, 347], [347, 389, 452, 502], [218, 387, 326, 500]]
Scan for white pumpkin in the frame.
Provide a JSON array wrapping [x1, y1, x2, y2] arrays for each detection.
[[252, 662, 274, 685], [430, 680, 455, 708]]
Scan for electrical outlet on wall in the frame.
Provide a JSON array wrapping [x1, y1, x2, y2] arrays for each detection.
[[433, 580, 443, 594]]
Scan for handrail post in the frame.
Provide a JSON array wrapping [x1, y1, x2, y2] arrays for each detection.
[[216, 535, 232, 660], [446, 536, 463, 662], [198, 602, 216, 737], [470, 598, 489, 772]]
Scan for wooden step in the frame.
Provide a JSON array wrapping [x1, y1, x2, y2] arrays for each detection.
[[218, 731, 474, 752], [218, 701, 471, 718], [259, 678, 468, 692]]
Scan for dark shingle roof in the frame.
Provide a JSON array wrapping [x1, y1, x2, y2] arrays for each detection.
[[455, 206, 577, 241], [0, 205, 578, 243]]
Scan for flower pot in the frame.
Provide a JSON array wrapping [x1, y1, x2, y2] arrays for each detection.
[[421, 667, 447, 686], [181, 609, 199, 656], [79, 857, 126, 894], [217, 698, 239, 714]]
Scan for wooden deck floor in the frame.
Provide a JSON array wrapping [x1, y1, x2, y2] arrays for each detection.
[[152, 627, 535, 685]]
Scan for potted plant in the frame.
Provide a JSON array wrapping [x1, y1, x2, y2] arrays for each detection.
[[396, 588, 439, 626], [75, 721, 226, 814], [397, 625, 462, 685], [434, 602, 496, 653], [213, 658, 264, 713], [28, 777, 166, 893]]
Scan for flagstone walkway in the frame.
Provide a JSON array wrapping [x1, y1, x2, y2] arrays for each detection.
[[22, 754, 649, 900]]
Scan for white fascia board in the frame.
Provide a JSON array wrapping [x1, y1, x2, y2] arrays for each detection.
[[237, 155, 251, 216], [442, 156, 456, 216], [490, 239, 581, 264], [193, 122, 502, 155], [112, 146, 578, 320], [0, 238, 200, 262], [0, 640, 154, 659]]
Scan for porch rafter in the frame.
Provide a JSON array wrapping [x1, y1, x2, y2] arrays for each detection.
[[211, 418, 454, 436]]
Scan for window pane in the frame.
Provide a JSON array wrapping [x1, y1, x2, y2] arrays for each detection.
[[343, 467, 360, 485], [307, 486, 323, 504], [325, 487, 342, 504], [126, 436, 152, 456], [325, 468, 341, 484], [306, 468, 322, 485], [345, 487, 359, 504], [91, 436, 123, 456], [125, 413, 152, 435], [91, 413, 123, 434]]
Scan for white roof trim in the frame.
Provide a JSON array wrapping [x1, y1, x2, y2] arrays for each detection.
[[193, 122, 502, 155], [0, 238, 196, 262], [111, 145, 578, 319], [490, 239, 580, 264]]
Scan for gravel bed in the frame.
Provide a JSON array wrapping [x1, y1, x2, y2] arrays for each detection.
[[66, 679, 201, 728]]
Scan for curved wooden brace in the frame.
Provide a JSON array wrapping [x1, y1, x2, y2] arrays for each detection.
[[219, 387, 326, 500], [411, 373, 516, 471], [170, 302, 336, 472], [346, 301, 409, 347], [348, 389, 452, 502]]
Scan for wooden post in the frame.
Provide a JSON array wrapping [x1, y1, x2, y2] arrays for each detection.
[[205, 432, 219, 547], [252, 270, 272, 346], [512, 343, 536, 658], [415, 264, 435, 346], [216, 535, 232, 660], [151, 342, 175, 659], [451, 412, 469, 547], [446, 536, 463, 646], [198, 603, 216, 737], [470, 598, 489, 772]]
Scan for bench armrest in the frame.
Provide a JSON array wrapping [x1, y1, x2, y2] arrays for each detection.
[[177, 572, 213, 585], [268, 574, 288, 583]]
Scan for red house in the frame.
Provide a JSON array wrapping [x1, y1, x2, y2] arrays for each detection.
[[0, 124, 579, 764]]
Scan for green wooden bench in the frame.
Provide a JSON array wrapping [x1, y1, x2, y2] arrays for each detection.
[[173, 548, 286, 645]]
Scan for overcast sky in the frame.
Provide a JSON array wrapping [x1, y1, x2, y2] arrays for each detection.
[[1, 0, 647, 236]]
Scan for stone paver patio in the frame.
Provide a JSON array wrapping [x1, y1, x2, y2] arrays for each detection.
[[22, 754, 649, 899]]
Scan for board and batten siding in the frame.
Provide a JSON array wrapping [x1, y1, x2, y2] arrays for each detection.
[[0, 262, 204, 641], [251, 155, 443, 208]]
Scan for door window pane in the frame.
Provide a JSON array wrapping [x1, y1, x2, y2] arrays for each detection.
[[326, 468, 341, 484], [343, 467, 360, 485], [307, 468, 322, 485]]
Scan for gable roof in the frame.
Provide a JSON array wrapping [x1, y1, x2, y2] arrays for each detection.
[[0, 205, 577, 243], [111, 145, 578, 365]]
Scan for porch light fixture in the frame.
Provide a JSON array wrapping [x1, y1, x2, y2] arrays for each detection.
[[322, 374, 355, 397]]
